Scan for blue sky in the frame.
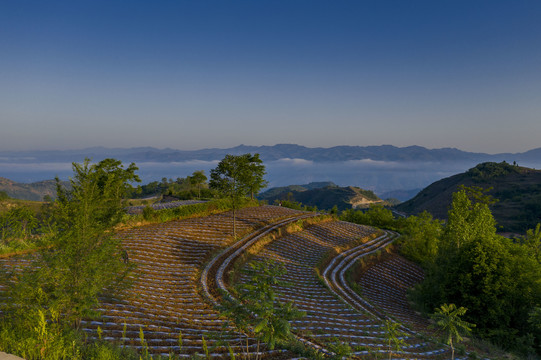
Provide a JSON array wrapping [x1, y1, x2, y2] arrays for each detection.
[[1, 1, 540, 153]]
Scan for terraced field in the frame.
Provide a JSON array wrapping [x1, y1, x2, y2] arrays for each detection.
[[356, 253, 433, 334], [1, 205, 452, 359], [86, 205, 308, 358], [229, 222, 449, 359]]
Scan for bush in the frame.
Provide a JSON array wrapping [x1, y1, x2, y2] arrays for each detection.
[[142, 205, 155, 221], [0, 191, 9, 201]]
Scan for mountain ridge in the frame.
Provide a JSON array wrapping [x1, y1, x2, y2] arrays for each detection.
[[1, 144, 538, 164]]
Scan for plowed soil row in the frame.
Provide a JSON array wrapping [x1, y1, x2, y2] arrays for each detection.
[[232, 222, 451, 359]]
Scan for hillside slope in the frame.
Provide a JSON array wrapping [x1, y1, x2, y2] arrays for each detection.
[[258, 181, 336, 199], [395, 162, 541, 233], [0, 177, 61, 201], [260, 183, 382, 210]]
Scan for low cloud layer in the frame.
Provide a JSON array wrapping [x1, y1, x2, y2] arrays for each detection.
[[1, 158, 538, 195]]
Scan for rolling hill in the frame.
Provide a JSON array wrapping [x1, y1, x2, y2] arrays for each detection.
[[258, 181, 336, 199], [0, 177, 62, 201], [395, 162, 541, 233], [259, 182, 383, 210]]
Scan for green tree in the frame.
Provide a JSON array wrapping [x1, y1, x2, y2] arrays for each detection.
[[244, 153, 268, 200], [409, 187, 541, 350], [340, 204, 394, 229], [0, 206, 38, 241], [328, 338, 353, 359], [430, 304, 475, 360], [189, 170, 207, 199], [522, 223, 541, 262], [443, 187, 496, 250], [3, 158, 140, 332], [383, 320, 406, 360], [210, 153, 267, 238], [220, 259, 304, 359], [11, 206, 38, 240], [398, 211, 442, 267]]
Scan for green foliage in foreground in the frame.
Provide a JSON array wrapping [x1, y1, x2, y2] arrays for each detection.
[[410, 189, 541, 353], [430, 304, 475, 360], [341, 188, 541, 355], [220, 259, 305, 357], [0, 312, 141, 360], [1, 205, 38, 241], [0, 199, 57, 255], [0, 158, 140, 359]]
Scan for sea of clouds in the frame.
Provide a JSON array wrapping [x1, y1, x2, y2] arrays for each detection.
[[0, 158, 488, 196]]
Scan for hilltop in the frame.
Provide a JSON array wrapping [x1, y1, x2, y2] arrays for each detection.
[[259, 182, 383, 210], [395, 162, 541, 233], [258, 181, 336, 199]]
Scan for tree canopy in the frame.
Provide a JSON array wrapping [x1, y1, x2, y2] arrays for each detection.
[[209, 153, 267, 201], [189, 170, 207, 199], [210, 153, 267, 237], [409, 188, 541, 352]]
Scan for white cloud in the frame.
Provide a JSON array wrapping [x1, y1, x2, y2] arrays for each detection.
[[273, 158, 314, 166], [0, 162, 73, 171]]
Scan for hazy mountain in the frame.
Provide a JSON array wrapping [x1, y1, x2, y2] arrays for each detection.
[[395, 162, 541, 233]]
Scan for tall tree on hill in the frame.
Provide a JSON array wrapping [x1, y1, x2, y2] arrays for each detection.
[[210, 153, 267, 238]]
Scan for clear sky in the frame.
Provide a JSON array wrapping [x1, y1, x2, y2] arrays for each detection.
[[1, 1, 540, 154]]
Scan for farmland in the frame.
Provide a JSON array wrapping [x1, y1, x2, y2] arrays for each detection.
[[1, 204, 452, 359]]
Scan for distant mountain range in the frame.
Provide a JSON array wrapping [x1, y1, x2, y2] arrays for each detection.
[[2, 144, 541, 163], [396, 162, 541, 233]]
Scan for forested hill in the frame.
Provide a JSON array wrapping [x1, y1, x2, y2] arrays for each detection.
[[258, 182, 336, 199], [259, 183, 383, 211], [395, 162, 541, 233]]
